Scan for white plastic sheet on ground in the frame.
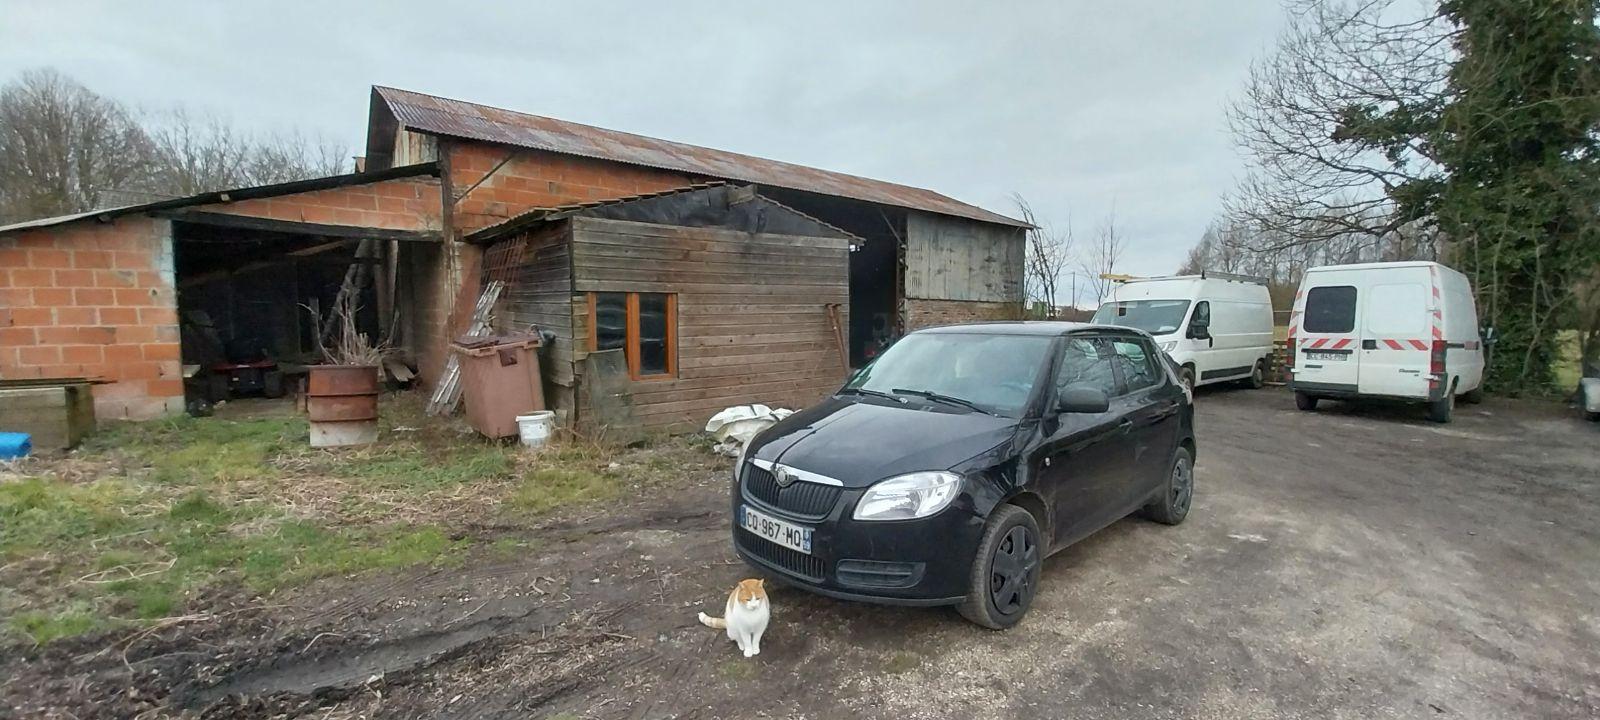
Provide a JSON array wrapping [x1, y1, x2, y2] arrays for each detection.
[[705, 404, 794, 456]]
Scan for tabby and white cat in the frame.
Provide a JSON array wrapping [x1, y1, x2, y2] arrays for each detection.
[[697, 578, 770, 658]]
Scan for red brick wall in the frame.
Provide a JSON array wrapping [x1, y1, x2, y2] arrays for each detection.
[[1, 217, 183, 420], [205, 176, 442, 231], [449, 144, 697, 233], [904, 299, 1025, 331]]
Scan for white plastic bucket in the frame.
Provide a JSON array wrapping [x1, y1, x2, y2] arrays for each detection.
[[515, 411, 556, 448]]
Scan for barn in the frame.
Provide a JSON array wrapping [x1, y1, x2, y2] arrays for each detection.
[[1, 86, 1027, 427]]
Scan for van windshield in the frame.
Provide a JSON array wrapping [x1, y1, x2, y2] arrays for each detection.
[[1091, 300, 1191, 335]]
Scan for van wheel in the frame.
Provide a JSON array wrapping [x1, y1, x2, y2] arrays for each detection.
[[1144, 445, 1194, 526], [1246, 361, 1266, 389], [958, 505, 1041, 630], [1295, 392, 1318, 412], [1427, 386, 1455, 423], [1179, 366, 1196, 395]]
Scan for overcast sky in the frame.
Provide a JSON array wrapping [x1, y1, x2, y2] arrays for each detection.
[[1, 1, 1285, 299]]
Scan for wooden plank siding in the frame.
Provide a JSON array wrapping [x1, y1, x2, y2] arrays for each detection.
[[569, 216, 850, 433], [488, 224, 579, 418], [903, 210, 1025, 304]]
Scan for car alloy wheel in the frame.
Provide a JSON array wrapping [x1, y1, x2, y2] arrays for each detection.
[[988, 525, 1039, 616], [1170, 452, 1193, 516]]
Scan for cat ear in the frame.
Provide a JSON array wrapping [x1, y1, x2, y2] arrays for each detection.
[[757, 579, 766, 588]]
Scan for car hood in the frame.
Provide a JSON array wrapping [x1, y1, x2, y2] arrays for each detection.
[[749, 396, 1019, 488]]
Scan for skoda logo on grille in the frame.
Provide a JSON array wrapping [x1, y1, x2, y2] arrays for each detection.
[[773, 467, 795, 488]]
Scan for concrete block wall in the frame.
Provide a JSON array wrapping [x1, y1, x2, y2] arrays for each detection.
[[0, 217, 184, 420]]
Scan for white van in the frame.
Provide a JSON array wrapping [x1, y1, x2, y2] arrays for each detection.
[[1091, 273, 1275, 392], [1288, 261, 1485, 423]]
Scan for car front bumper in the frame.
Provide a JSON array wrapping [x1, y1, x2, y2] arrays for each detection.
[[730, 479, 986, 606]]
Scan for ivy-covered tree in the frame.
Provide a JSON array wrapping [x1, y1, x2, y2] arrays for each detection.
[[1429, 0, 1600, 391]]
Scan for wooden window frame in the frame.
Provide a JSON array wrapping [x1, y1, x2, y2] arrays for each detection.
[[587, 291, 677, 381]]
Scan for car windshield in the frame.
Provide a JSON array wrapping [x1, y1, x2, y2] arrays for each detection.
[[1091, 299, 1191, 335], [842, 333, 1052, 416]]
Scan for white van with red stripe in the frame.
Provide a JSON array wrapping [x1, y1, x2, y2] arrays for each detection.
[[1288, 261, 1485, 423]]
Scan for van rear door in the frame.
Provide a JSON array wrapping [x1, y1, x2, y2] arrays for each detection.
[[1295, 282, 1361, 391], [1358, 281, 1432, 399]]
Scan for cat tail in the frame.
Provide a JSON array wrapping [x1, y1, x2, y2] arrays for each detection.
[[697, 612, 727, 629]]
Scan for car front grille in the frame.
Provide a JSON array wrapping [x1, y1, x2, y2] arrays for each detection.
[[737, 530, 826, 581], [741, 464, 841, 520]]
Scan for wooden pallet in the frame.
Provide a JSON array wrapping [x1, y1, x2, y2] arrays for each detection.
[[425, 280, 504, 416]]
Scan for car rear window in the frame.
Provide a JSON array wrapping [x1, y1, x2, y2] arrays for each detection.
[[1304, 286, 1357, 333]]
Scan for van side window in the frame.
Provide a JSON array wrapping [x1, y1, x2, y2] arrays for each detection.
[[1056, 338, 1118, 398], [1304, 286, 1357, 333], [1191, 301, 1210, 327]]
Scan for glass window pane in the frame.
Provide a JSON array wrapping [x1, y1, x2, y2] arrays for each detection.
[[1304, 286, 1357, 333], [1056, 338, 1118, 397], [1111, 339, 1159, 392], [637, 293, 670, 375], [594, 292, 627, 351]]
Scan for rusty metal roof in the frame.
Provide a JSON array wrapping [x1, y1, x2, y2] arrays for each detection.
[[373, 86, 1027, 228]]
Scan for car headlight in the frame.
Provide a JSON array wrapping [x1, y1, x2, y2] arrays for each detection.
[[1160, 341, 1178, 352], [852, 471, 962, 521]]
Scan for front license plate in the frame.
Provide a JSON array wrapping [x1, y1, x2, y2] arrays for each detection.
[[740, 505, 813, 554], [1306, 351, 1348, 361]]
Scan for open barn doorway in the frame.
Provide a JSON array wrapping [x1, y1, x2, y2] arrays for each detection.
[[170, 217, 384, 407]]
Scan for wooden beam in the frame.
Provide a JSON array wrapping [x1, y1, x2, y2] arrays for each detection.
[[160, 211, 443, 242]]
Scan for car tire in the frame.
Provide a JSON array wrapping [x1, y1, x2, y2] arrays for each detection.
[[1246, 361, 1266, 389], [1294, 391, 1318, 412], [1144, 445, 1194, 526], [1427, 388, 1455, 423], [958, 504, 1042, 630], [1179, 366, 1196, 396]]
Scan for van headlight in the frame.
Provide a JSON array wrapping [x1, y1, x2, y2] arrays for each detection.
[[853, 471, 962, 521], [1160, 341, 1178, 352]]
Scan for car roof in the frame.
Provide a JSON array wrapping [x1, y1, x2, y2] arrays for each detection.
[[912, 321, 1149, 338]]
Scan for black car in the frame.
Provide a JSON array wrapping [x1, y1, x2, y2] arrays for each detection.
[[731, 322, 1195, 628]]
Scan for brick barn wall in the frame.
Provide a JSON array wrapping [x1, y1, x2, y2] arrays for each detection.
[[203, 176, 442, 232], [1, 217, 184, 420], [903, 298, 1025, 331]]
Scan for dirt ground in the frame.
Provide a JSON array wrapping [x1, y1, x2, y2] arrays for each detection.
[[5, 387, 1599, 719]]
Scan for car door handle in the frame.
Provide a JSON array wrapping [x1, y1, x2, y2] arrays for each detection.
[[1362, 339, 1377, 350], [1116, 418, 1134, 433]]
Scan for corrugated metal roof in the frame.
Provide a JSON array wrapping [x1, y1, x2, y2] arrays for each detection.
[[374, 86, 1028, 228]]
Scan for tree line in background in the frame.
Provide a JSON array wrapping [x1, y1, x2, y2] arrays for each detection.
[[0, 67, 346, 225], [1014, 194, 1124, 320], [1176, 0, 1600, 394]]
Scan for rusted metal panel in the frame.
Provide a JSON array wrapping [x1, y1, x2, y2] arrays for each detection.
[[306, 394, 380, 422], [306, 365, 381, 396], [374, 86, 1027, 229]]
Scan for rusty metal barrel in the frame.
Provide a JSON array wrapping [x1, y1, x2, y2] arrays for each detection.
[[306, 365, 379, 447]]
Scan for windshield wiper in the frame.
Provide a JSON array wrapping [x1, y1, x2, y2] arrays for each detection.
[[890, 388, 992, 415], [838, 387, 904, 403]]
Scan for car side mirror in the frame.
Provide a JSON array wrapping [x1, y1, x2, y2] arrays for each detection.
[[1056, 385, 1110, 414]]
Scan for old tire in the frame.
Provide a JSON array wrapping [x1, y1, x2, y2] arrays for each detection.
[[1179, 366, 1197, 396], [1427, 386, 1455, 423], [1246, 361, 1266, 389], [1144, 445, 1194, 526], [1295, 391, 1318, 412], [958, 505, 1042, 630]]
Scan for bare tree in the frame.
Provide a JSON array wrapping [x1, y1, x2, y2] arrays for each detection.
[[1013, 194, 1074, 318], [148, 109, 347, 196], [1079, 211, 1125, 305], [0, 68, 155, 222], [1223, 0, 1454, 251]]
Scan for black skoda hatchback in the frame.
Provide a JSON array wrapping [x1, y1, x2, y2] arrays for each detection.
[[731, 322, 1195, 628]]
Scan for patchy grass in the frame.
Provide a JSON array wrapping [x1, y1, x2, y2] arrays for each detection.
[[0, 393, 723, 645], [718, 658, 758, 680], [882, 651, 922, 674]]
